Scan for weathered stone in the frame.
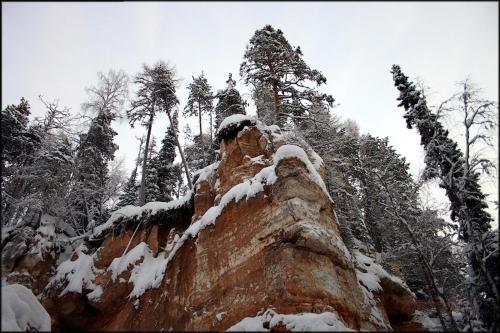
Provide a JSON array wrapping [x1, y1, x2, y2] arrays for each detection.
[[33, 123, 421, 331]]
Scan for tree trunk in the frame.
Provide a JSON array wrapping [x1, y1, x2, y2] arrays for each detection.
[[198, 101, 207, 165], [198, 103, 203, 139], [138, 106, 155, 206], [272, 84, 281, 117], [209, 109, 213, 144], [134, 136, 145, 175], [166, 110, 192, 190]]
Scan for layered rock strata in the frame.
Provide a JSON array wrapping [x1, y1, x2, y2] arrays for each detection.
[[4, 119, 417, 331]]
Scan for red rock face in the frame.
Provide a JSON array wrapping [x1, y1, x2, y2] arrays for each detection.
[[37, 124, 417, 331]]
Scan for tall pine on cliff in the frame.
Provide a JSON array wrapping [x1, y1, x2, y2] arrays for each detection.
[[184, 72, 214, 142], [391, 64, 498, 330], [150, 61, 192, 190], [240, 25, 334, 125], [128, 63, 163, 205]]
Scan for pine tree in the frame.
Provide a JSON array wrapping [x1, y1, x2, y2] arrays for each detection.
[[129, 63, 164, 205], [144, 60, 192, 191], [240, 25, 334, 124], [184, 72, 214, 142], [391, 64, 498, 330], [214, 73, 247, 131]]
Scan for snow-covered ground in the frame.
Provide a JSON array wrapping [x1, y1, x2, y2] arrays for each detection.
[[1, 284, 51, 332], [412, 310, 443, 331]]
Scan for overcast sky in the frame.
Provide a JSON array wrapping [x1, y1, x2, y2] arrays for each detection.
[[2, 2, 498, 226]]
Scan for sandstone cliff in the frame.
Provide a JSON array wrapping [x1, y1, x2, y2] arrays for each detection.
[[2, 116, 420, 331]]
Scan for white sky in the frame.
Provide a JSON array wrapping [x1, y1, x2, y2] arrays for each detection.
[[2, 2, 498, 227]]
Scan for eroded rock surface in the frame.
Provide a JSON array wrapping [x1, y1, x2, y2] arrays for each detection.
[[7, 121, 418, 331]]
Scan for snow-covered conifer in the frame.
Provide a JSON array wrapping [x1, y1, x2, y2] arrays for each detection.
[[240, 25, 334, 124], [184, 72, 214, 142], [214, 73, 246, 131], [391, 64, 498, 330]]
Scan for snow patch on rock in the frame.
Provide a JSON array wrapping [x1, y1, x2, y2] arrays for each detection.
[[355, 251, 405, 291], [354, 250, 410, 329], [274, 144, 331, 200], [194, 161, 220, 184], [47, 244, 103, 297], [93, 191, 193, 238], [227, 308, 353, 331], [413, 310, 442, 331], [107, 242, 169, 299], [30, 214, 56, 258], [216, 114, 257, 134]]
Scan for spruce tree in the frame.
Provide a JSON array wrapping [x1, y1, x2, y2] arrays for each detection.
[[240, 25, 334, 124], [1, 98, 37, 224], [117, 168, 139, 207], [391, 64, 498, 330], [356, 135, 418, 252], [116, 137, 144, 208], [143, 137, 161, 203], [155, 111, 179, 202], [70, 109, 118, 232], [69, 70, 127, 232], [214, 73, 247, 131], [185, 133, 213, 174], [1, 98, 32, 171]]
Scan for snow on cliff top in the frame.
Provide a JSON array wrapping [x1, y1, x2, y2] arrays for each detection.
[[227, 308, 353, 331], [93, 191, 193, 238], [216, 114, 257, 134], [1, 284, 51, 332], [273, 144, 330, 200]]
